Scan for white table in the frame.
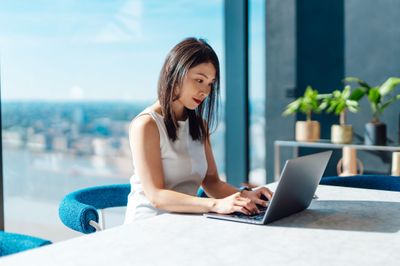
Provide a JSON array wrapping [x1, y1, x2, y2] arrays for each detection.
[[2, 184, 400, 266]]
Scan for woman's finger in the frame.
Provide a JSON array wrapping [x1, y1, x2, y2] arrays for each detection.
[[235, 198, 259, 214], [234, 206, 251, 215], [236, 196, 251, 203], [254, 198, 269, 207], [259, 187, 273, 200], [237, 197, 259, 211], [237, 196, 262, 213], [232, 192, 241, 199]]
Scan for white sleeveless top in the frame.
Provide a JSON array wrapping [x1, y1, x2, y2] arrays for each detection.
[[124, 108, 208, 223]]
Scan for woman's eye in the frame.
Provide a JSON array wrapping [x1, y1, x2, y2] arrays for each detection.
[[196, 79, 203, 84]]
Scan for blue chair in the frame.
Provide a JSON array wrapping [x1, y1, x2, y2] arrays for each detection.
[[0, 231, 51, 257], [197, 186, 208, 198], [320, 175, 400, 192], [59, 184, 211, 234], [59, 184, 131, 234]]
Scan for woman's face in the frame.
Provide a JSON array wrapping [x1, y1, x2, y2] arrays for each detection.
[[175, 62, 216, 110]]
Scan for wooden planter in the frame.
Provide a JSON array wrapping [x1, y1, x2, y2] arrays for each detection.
[[331, 124, 353, 144], [295, 121, 320, 142]]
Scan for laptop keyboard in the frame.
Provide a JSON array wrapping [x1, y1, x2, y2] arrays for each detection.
[[231, 205, 268, 221]]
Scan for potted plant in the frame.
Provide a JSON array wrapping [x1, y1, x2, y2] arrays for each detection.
[[283, 86, 326, 142], [323, 85, 360, 144], [344, 76, 400, 145]]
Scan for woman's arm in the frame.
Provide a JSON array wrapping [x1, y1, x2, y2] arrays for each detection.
[[201, 136, 239, 198], [201, 133, 273, 206], [130, 115, 257, 215]]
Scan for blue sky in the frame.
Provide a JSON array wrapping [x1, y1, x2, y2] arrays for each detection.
[[0, 0, 264, 102]]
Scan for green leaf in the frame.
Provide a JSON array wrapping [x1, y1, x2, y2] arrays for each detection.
[[335, 101, 346, 115], [319, 101, 328, 110], [283, 85, 327, 116], [349, 87, 366, 101], [342, 85, 351, 99], [346, 99, 359, 107], [348, 105, 358, 113], [368, 88, 380, 104], [323, 84, 362, 116], [283, 99, 301, 116], [380, 94, 400, 112], [344, 77, 371, 89], [346, 99, 359, 113], [332, 90, 341, 98], [327, 102, 337, 113], [304, 86, 314, 98], [379, 77, 400, 96], [317, 93, 331, 99]]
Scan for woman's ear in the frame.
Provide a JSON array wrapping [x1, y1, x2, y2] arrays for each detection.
[[172, 86, 181, 101]]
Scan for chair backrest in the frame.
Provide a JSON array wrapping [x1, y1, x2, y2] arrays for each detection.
[[0, 231, 51, 257], [58, 184, 131, 234], [196, 186, 208, 198], [320, 175, 400, 191]]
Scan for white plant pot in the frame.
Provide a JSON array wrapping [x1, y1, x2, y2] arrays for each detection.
[[331, 124, 352, 144], [295, 121, 320, 142]]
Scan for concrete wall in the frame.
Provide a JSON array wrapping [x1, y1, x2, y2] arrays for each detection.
[[265, 0, 296, 182], [345, 0, 400, 173], [265, 0, 400, 180]]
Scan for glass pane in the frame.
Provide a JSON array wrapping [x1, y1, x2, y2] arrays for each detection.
[[249, 0, 266, 185], [0, 0, 224, 241]]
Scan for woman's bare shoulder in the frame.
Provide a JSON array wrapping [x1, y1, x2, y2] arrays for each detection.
[[129, 114, 159, 139]]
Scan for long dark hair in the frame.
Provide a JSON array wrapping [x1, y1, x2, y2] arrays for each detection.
[[157, 37, 220, 143]]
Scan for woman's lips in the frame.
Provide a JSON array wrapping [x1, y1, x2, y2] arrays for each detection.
[[193, 98, 202, 104]]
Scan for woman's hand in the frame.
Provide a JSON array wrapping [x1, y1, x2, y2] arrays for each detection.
[[241, 187, 273, 207], [211, 192, 260, 215]]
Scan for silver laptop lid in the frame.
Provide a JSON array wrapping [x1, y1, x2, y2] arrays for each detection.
[[262, 150, 332, 224]]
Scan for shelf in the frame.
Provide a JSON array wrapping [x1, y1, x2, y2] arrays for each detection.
[[274, 140, 400, 179]]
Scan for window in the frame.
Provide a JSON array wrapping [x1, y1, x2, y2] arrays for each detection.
[[0, 0, 224, 241]]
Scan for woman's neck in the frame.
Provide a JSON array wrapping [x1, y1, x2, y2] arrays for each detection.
[[154, 100, 187, 121]]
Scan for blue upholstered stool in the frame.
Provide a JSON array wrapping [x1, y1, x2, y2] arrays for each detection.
[[320, 175, 400, 192], [59, 184, 214, 234], [0, 231, 51, 257], [59, 184, 131, 234]]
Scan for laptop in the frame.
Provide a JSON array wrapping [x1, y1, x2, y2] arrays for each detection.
[[204, 150, 332, 225]]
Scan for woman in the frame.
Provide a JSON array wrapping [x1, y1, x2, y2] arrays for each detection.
[[124, 37, 272, 223]]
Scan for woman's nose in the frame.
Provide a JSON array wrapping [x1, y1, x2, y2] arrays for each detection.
[[200, 85, 210, 97], [200, 90, 209, 98]]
